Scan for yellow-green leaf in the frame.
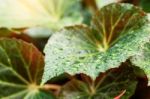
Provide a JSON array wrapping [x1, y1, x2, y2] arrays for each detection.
[[0, 0, 83, 30]]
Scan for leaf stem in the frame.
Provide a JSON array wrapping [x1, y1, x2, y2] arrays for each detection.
[[42, 84, 61, 91]]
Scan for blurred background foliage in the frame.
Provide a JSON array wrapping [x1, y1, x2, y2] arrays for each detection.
[[0, 0, 150, 51], [0, 0, 150, 36]]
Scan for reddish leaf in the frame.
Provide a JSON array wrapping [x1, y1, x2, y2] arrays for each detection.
[[0, 38, 55, 98]]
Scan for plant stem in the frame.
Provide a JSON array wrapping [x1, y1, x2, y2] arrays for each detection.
[[42, 84, 61, 91]]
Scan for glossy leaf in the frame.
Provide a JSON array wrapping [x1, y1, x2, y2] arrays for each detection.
[[0, 0, 83, 31], [0, 38, 55, 98], [42, 3, 150, 83], [59, 62, 138, 99]]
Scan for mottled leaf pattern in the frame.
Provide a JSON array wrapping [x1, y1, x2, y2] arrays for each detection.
[[42, 3, 150, 83], [131, 42, 150, 85]]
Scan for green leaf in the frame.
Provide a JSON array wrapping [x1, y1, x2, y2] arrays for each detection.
[[59, 63, 138, 99], [131, 42, 150, 85], [0, 0, 83, 30], [139, 0, 150, 12], [42, 3, 150, 83], [0, 38, 55, 98]]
